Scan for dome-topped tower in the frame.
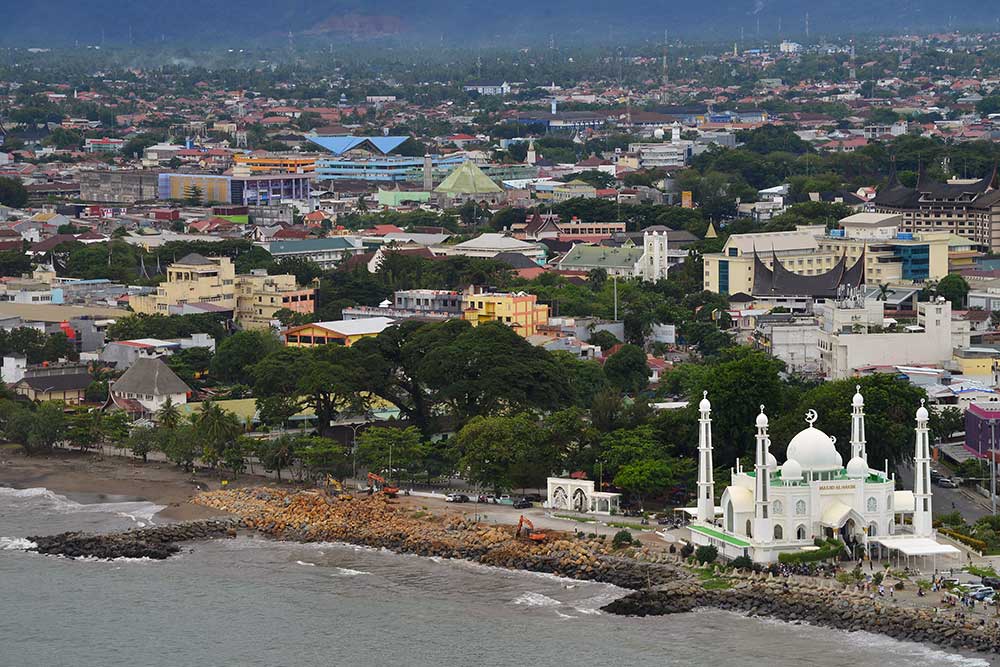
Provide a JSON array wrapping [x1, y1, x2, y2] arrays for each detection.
[[785, 410, 843, 473], [781, 457, 802, 482]]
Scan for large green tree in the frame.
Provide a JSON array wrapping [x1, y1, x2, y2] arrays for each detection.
[[603, 344, 649, 395], [211, 330, 281, 385]]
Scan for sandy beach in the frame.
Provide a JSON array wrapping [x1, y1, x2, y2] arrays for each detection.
[[0, 448, 235, 521]]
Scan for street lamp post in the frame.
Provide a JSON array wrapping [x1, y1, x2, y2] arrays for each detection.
[[991, 420, 997, 517]]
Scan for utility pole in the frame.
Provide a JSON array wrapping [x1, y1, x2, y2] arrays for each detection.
[[613, 274, 618, 321]]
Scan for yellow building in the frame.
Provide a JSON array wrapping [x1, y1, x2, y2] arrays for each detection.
[[703, 214, 950, 295], [461, 291, 549, 337], [131, 253, 237, 314], [233, 154, 316, 177], [283, 317, 396, 347], [235, 270, 317, 330], [552, 180, 598, 202], [131, 254, 313, 329], [161, 174, 231, 203]]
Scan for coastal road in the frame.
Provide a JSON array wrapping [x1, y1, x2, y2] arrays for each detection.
[[896, 463, 993, 522]]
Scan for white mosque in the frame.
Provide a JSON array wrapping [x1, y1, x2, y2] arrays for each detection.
[[688, 387, 957, 565]]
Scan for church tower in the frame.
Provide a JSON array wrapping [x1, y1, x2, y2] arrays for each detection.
[[696, 392, 714, 523], [753, 406, 772, 543], [850, 385, 867, 462], [913, 400, 933, 538]]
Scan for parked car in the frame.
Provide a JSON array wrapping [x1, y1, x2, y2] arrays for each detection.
[[973, 588, 996, 600], [523, 494, 543, 502], [937, 478, 959, 488], [930, 469, 944, 481], [512, 498, 532, 509], [981, 576, 1000, 589], [445, 493, 470, 503]]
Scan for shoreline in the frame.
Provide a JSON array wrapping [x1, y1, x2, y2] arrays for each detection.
[[0, 450, 236, 521], [5, 452, 1000, 660]]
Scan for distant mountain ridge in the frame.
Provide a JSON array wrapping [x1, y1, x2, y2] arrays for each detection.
[[0, 0, 993, 46]]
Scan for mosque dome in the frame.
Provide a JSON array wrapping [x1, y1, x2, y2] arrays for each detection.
[[699, 392, 711, 412], [766, 450, 777, 471], [916, 402, 929, 421], [781, 458, 802, 481], [852, 386, 864, 407], [755, 409, 768, 428], [846, 456, 868, 479], [653, 127, 665, 140], [785, 425, 843, 472]]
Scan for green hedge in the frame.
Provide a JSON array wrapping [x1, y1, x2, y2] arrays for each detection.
[[778, 539, 846, 564], [938, 527, 987, 553]]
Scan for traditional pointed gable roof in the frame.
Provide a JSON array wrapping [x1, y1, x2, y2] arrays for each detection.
[[752, 248, 865, 298], [111, 358, 191, 397], [434, 161, 502, 195]]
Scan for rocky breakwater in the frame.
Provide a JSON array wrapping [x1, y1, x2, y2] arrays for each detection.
[[29, 519, 241, 560], [193, 487, 693, 590], [604, 575, 1000, 654]]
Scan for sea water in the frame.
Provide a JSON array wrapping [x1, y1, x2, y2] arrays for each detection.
[[0, 485, 995, 667]]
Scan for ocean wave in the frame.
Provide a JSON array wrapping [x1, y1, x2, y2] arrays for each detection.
[[73, 555, 159, 563], [512, 592, 562, 607], [332, 567, 368, 576], [0, 536, 37, 550], [296, 560, 317, 567], [0, 486, 164, 523]]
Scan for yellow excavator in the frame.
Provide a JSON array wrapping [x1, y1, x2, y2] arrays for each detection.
[[324, 475, 353, 500]]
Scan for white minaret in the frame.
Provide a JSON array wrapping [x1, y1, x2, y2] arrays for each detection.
[[913, 399, 933, 538], [753, 405, 772, 543], [526, 139, 537, 166], [850, 385, 867, 462], [696, 391, 714, 523]]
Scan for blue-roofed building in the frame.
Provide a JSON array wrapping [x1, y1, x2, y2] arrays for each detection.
[[308, 134, 467, 184], [307, 135, 411, 157]]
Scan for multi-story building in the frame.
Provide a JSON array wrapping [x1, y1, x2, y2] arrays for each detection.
[[130, 254, 312, 329], [341, 289, 463, 322], [703, 214, 950, 295], [156, 173, 312, 206], [232, 154, 316, 176], [83, 138, 125, 154], [461, 290, 549, 337], [130, 253, 237, 315], [433, 233, 546, 265], [80, 170, 162, 204], [872, 170, 1000, 251], [234, 270, 316, 330], [283, 317, 397, 347], [262, 237, 364, 270]]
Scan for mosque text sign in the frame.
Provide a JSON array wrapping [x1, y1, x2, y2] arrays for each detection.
[[817, 484, 855, 492]]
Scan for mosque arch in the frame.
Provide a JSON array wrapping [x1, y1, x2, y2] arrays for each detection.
[[867, 496, 877, 513], [868, 521, 878, 537], [571, 488, 587, 512], [745, 519, 752, 538], [795, 524, 807, 540], [772, 500, 783, 515], [726, 501, 734, 533], [795, 499, 806, 516], [551, 486, 568, 510], [774, 524, 783, 540]]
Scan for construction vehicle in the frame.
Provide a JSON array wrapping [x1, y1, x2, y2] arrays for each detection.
[[323, 475, 353, 500], [515, 515, 546, 542], [367, 472, 399, 498]]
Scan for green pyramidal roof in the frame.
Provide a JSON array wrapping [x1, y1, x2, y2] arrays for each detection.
[[434, 161, 502, 195]]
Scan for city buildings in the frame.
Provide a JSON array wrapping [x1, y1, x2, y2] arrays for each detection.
[[80, 170, 162, 203], [262, 237, 363, 270], [460, 290, 549, 337], [872, 170, 1000, 251], [129, 254, 312, 329], [106, 357, 191, 419]]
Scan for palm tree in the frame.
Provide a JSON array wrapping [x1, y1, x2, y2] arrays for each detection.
[[196, 400, 242, 472], [157, 397, 181, 430], [876, 283, 890, 301]]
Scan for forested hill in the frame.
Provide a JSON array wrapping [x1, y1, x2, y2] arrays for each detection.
[[1, 0, 992, 47]]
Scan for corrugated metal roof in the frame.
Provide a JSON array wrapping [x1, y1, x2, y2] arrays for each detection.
[[307, 135, 409, 156]]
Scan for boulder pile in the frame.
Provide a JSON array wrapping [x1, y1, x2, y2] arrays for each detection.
[[605, 579, 1000, 654], [29, 519, 240, 560], [192, 487, 692, 589]]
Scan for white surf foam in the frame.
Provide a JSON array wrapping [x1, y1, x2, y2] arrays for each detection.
[[0, 486, 164, 523], [331, 567, 368, 576], [295, 560, 316, 567], [512, 591, 562, 607], [0, 536, 37, 551]]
